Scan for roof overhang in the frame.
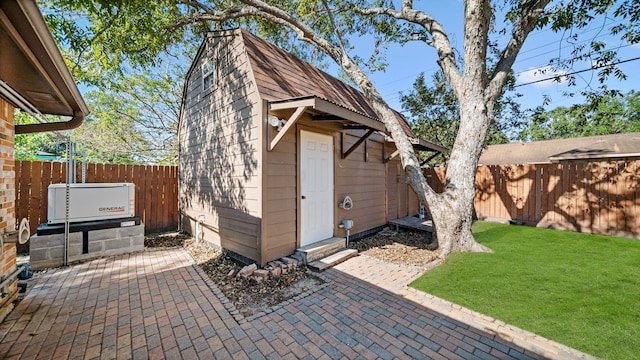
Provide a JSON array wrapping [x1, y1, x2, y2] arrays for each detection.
[[385, 136, 448, 154], [269, 95, 385, 132], [0, 0, 88, 134]]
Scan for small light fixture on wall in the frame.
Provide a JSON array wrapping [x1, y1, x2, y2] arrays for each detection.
[[268, 115, 287, 131]]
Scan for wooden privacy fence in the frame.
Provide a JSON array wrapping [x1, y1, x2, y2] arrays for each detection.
[[16, 161, 178, 234], [426, 160, 640, 238]]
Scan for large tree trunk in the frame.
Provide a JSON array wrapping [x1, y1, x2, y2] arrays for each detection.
[[420, 0, 494, 258], [426, 80, 495, 258], [428, 191, 491, 259]]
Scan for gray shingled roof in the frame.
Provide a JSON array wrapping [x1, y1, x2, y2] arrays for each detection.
[[479, 132, 640, 165]]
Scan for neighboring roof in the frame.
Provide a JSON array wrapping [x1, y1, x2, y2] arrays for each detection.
[[479, 132, 640, 165], [0, 0, 88, 133], [238, 29, 420, 140]]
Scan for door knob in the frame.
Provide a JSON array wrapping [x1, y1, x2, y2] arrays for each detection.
[[301, 195, 306, 199]]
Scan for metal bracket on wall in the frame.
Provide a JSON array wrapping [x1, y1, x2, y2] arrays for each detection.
[[342, 129, 374, 159]]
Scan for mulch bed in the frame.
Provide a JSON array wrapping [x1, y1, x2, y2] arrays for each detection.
[[348, 229, 440, 266]]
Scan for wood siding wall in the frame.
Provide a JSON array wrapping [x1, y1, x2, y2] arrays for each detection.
[[425, 161, 640, 237], [335, 130, 388, 234], [262, 119, 297, 262], [386, 142, 420, 221], [15, 161, 177, 234], [179, 32, 262, 262], [262, 119, 421, 263]]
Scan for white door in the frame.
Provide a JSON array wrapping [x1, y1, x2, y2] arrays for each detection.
[[300, 130, 334, 246]]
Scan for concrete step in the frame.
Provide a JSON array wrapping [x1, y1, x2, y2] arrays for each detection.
[[295, 237, 345, 264], [308, 249, 358, 272]]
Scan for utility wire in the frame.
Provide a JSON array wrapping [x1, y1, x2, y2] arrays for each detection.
[[515, 56, 640, 87]]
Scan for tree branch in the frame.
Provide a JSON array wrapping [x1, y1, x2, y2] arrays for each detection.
[[355, 2, 463, 99], [321, 0, 347, 54], [486, 0, 550, 102]]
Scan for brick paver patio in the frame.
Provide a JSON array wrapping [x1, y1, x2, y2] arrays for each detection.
[[0, 248, 595, 359]]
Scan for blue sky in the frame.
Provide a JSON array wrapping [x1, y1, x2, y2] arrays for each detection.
[[342, 2, 639, 117]]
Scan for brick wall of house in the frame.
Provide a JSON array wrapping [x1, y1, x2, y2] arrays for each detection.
[[0, 96, 18, 322]]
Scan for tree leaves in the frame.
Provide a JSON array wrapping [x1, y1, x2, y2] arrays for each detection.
[[518, 90, 640, 141]]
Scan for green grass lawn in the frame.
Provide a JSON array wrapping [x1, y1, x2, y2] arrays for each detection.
[[410, 221, 640, 360]]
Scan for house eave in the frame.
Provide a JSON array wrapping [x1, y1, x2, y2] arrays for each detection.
[[385, 136, 449, 155], [0, 0, 88, 134]]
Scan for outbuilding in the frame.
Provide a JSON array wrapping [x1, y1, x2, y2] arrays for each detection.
[[178, 29, 444, 265]]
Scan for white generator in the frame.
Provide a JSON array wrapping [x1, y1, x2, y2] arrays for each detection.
[[47, 183, 135, 224]]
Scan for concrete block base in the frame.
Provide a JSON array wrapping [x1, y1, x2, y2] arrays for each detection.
[[30, 223, 144, 270]]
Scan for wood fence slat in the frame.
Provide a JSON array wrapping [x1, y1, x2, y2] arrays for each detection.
[[552, 164, 562, 226], [500, 165, 511, 220], [134, 165, 144, 223], [534, 166, 541, 222], [614, 161, 623, 235], [516, 165, 523, 221], [112, 163, 120, 182], [594, 162, 604, 233], [608, 161, 616, 234], [481, 166, 497, 217], [526, 164, 534, 223], [561, 162, 571, 229], [113, 164, 121, 182], [606, 161, 615, 234], [498, 165, 506, 220], [480, 166, 488, 219], [527, 165, 536, 224], [572, 163, 579, 229], [490, 165, 498, 219], [172, 165, 178, 228], [157, 166, 164, 228], [491, 166, 499, 219], [125, 164, 131, 182], [94, 163, 103, 183], [486, 166, 494, 219], [622, 161, 634, 235], [153, 166, 161, 228], [39, 162, 52, 227], [588, 161, 597, 232], [28, 162, 42, 230], [144, 165, 153, 227], [540, 164, 549, 225], [162, 166, 170, 229], [588, 162, 597, 233], [104, 163, 112, 183], [17, 161, 31, 232], [575, 162, 585, 232], [621, 161, 631, 235], [633, 160, 640, 236], [580, 163, 590, 231]]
